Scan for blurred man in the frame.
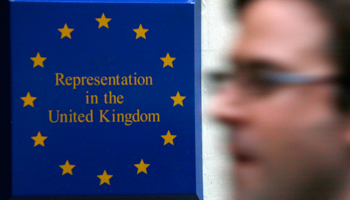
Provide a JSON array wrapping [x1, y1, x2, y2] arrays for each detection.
[[211, 0, 350, 199]]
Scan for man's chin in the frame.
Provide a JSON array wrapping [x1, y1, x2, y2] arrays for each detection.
[[234, 163, 301, 200], [234, 161, 266, 200]]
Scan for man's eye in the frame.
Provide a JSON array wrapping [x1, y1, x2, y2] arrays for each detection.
[[250, 71, 280, 94], [254, 77, 276, 91]]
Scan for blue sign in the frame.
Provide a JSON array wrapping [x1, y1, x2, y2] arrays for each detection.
[[11, 0, 202, 199]]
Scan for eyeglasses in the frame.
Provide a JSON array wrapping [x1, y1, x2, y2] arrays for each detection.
[[214, 69, 336, 97]]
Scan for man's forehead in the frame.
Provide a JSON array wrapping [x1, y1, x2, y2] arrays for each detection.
[[233, 0, 333, 72], [241, 0, 329, 39]]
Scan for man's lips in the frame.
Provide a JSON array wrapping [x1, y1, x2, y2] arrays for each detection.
[[232, 145, 258, 166], [236, 154, 257, 167]]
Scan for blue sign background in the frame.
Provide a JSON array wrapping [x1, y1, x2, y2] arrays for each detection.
[[11, 1, 201, 199]]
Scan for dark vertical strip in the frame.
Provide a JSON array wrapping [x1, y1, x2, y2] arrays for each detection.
[[0, 0, 12, 199]]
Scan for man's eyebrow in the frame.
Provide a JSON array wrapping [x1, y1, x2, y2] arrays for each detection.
[[233, 59, 287, 72]]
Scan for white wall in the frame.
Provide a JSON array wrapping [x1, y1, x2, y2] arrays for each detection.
[[202, 0, 239, 199]]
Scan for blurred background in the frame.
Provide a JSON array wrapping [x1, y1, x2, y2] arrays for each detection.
[[201, 0, 237, 199], [0, 0, 237, 199]]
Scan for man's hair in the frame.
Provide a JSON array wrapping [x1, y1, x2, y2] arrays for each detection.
[[235, 0, 350, 112]]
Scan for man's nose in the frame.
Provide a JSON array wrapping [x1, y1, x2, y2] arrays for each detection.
[[210, 83, 248, 126]]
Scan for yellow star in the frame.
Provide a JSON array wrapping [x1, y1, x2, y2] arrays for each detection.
[[58, 23, 74, 39], [96, 13, 111, 29], [160, 53, 176, 68], [161, 130, 177, 145], [30, 52, 46, 68], [133, 24, 148, 39], [59, 160, 75, 175], [171, 91, 186, 107], [134, 159, 150, 174], [97, 170, 113, 185], [31, 131, 47, 147], [20, 92, 37, 107]]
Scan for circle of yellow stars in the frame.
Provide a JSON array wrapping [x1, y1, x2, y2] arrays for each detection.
[[22, 12, 186, 186]]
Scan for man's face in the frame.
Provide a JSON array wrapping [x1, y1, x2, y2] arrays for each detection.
[[212, 0, 349, 199]]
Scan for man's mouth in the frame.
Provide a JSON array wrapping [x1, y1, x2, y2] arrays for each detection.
[[233, 147, 258, 167], [236, 153, 256, 164]]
